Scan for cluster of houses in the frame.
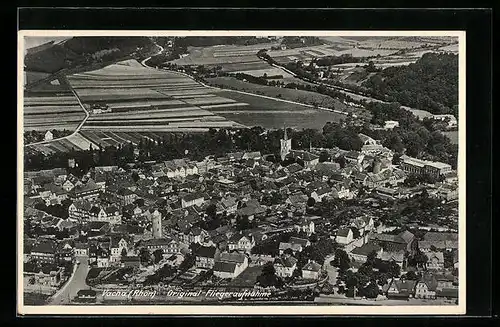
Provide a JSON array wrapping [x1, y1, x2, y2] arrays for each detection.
[[23, 130, 458, 298]]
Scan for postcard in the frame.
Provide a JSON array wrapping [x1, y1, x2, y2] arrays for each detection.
[[18, 30, 466, 315]]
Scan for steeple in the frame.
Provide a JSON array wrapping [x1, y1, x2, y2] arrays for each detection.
[[280, 123, 292, 162]]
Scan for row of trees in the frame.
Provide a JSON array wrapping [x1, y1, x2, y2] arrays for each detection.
[[24, 129, 72, 145]]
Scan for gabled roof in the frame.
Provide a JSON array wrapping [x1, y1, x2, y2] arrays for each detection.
[[302, 261, 321, 272], [274, 255, 298, 268], [219, 252, 246, 264], [195, 246, 217, 258], [31, 241, 56, 254], [213, 261, 237, 273], [336, 228, 352, 237], [351, 242, 381, 256]]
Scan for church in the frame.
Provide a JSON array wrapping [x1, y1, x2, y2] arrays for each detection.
[[280, 126, 319, 169]]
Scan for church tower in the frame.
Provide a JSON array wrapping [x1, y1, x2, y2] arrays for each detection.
[[280, 124, 292, 161], [152, 209, 162, 239]]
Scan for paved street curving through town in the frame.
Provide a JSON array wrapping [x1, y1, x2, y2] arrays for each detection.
[[50, 256, 90, 305]]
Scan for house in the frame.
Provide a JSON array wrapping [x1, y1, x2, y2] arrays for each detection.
[[74, 242, 89, 256], [350, 216, 375, 235], [110, 236, 129, 263], [358, 133, 378, 146], [242, 151, 262, 160], [62, 179, 75, 192], [115, 188, 137, 205], [379, 250, 406, 268], [44, 130, 53, 141], [218, 197, 238, 214], [121, 255, 141, 269], [96, 250, 110, 268], [369, 230, 417, 253], [181, 193, 205, 208], [386, 278, 416, 299], [76, 289, 97, 303], [399, 155, 453, 178], [68, 179, 102, 200], [425, 251, 445, 270], [288, 150, 320, 169], [141, 237, 179, 254], [384, 120, 399, 130], [278, 236, 310, 256], [349, 242, 383, 263], [194, 246, 220, 270], [24, 263, 63, 288], [311, 187, 332, 203], [274, 255, 298, 278], [181, 227, 209, 245], [301, 260, 322, 280], [335, 228, 353, 245], [344, 151, 365, 164], [228, 232, 255, 253], [415, 275, 438, 299], [30, 241, 57, 263], [293, 218, 315, 236], [213, 252, 249, 279]]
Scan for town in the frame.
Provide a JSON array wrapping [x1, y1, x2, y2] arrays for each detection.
[[23, 124, 459, 305]]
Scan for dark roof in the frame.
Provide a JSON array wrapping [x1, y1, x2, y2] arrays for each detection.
[[195, 246, 217, 258], [31, 241, 56, 254], [182, 192, 205, 202], [219, 252, 246, 264], [351, 242, 382, 256], [336, 228, 352, 237], [213, 261, 237, 273]]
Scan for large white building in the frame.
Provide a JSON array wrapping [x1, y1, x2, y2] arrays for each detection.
[[399, 155, 453, 178]]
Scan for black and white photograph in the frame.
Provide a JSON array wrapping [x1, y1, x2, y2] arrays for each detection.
[[17, 30, 465, 315]]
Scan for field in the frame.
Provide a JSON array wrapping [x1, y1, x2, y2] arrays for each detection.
[[23, 87, 85, 132], [208, 89, 347, 130], [24, 133, 99, 155], [67, 59, 245, 133], [24, 71, 50, 85], [170, 44, 280, 73]]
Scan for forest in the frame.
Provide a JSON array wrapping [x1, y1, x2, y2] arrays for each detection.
[[361, 53, 458, 116], [25, 37, 156, 74]]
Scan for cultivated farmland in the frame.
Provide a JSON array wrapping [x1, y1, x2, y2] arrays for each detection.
[[23, 86, 85, 132], [67, 59, 245, 133]]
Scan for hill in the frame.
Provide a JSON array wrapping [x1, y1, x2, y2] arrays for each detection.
[[24, 37, 156, 74]]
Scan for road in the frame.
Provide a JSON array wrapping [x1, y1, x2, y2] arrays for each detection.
[[50, 256, 90, 305], [323, 255, 338, 286], [24, 85, 90, 147], [140, 43, 165, 68]]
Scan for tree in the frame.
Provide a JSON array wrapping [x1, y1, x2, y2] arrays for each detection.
[[121, 248, 128, 257], [153, 249, 164, 264], [333, 249, 350, 272], [307, 197, 316, 207], [139, 248, 151, 265], [205, 203, 217, 219], [366, 250, 378, 266]]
